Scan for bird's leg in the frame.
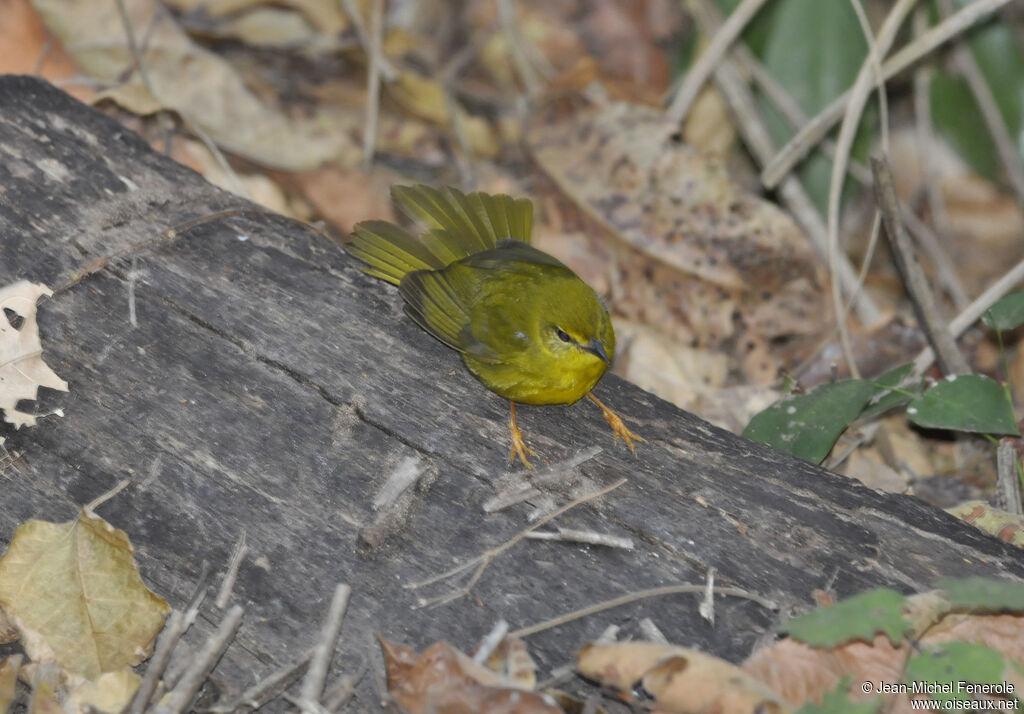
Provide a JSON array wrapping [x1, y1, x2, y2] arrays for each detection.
[[587, 393, 644, 453], [507, 401, 536, 470]]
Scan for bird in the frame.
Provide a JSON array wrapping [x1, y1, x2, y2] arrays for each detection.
[[345, 184, 642, 468]]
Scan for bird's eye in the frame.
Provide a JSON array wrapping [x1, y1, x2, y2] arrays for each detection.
[[555, 327, 572, 343]]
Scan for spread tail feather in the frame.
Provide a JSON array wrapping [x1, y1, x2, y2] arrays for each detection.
[[347, 185, 534, 284]]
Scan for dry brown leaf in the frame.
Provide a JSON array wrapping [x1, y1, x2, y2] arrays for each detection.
[[168, 139, 293, 215], [0, 0, 89, 102], [0, 510, 170, 681], [0, 281, 68, 429], [32, 0, 346, 170], [529, 101, 825, 394], [840, 449, 910, 493], [163, 0, 350, 35], [64, 669, 141, 714], [380, 637, 563, 714], [387, 72, 500, 158], [578, 642, 789, 714], [0, 655, 20, 714], [204, 7, 320, 48], [293, 167, 401, 232]]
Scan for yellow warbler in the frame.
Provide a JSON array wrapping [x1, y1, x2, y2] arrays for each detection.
[[346, 185, 641, 468]]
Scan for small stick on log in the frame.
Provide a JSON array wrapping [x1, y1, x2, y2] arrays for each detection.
[[154, 605, 244, 714], [299, 584, 353, 705], [996, 442, 1023, 516]]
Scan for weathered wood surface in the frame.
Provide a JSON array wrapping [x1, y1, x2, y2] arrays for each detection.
[[1, 76, 1022, 705]]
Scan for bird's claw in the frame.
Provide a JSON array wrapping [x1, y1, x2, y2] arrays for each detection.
[[508, 414, 536, 470], [588, 393, 644, 454]]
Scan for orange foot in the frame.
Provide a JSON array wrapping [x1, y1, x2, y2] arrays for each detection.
[[508, 401, 536, 470], [588, 393, 645, 453]]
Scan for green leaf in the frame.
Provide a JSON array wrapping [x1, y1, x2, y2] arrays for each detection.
[[743, 379, 877, 463], [796, 679, 882, 714], [983, 292, 1024, 331], [931, 4, 1024, 180], [905, 642, 1015, 704], [859, 363, 919, 421], [931, 73, 1000, 181], [785, 588, 910, 647], [906, 375, 1019, 435], [937, 577, 1024, 611]]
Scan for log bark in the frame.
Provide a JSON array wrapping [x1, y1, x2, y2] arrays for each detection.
[[0, 76, 1021, 706]]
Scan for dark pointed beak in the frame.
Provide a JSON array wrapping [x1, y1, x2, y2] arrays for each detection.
[[584, 338, 610, 365]]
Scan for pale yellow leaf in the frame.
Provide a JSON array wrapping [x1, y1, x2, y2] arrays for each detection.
[[0, 654, 21, 714], [0, 510, 170, 680], [0, 281, 68, 429], [65, 669, 141, 714]]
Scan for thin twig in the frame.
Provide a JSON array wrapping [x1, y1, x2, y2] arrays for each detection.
[[406, 478, 626, 607], [871, 155, 970, 375], [323, 660, 368, 713], [638, 618, 668, 644], [154, 605, 244, 714], [761, 0, 1013, 189], [698, 567, 716, 624], [744, 41, 968, 310], [127, 256, 139, 327], [361, 0, 384, 171], [911, 8, 964, 306], [337, 0, 398, 81], [497, 0, 542, 97], [510, 584, 778, 638], [912, 255, 1024, 375], [666, 0, 771, 123], [937, 0, 1024, 206], [827, 0, 916, 377], [126, 610, 185, 714], [683, 0, 880, 325], [205, 650, 313, 714], [216, 530, 249, 609], [84, 479, 131, 513], [996, 442, 1023, 516], [299, 584, 353, 705], [525, 527, 634, 550], [484, 446, 602, 513], [472, 620, 509, 665], [441, 42, 481, 188]]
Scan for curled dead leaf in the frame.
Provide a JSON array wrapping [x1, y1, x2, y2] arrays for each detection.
[[578, 641, 789, 714]]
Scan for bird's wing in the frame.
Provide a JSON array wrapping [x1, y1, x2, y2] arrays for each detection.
[[399, 264, 501, 363], [391, 185, 534, 258]]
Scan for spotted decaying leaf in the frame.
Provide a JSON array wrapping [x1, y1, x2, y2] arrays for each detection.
[[380, 636, 563, 714], [0, 281, 68, 429], [947, 501, 1024, 548], [577, 641, 790, 714], [0, 510, 170, 681], [528, 101, 826, 388]]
